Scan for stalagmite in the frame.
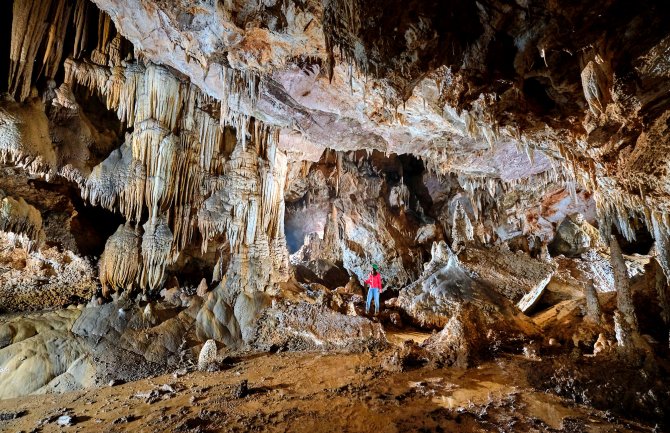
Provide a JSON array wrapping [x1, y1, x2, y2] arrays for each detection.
[[451, 201, 473, 253], [655, 259, 670, 324], [198, 339, 218, 371], [610, 235, 639, 334], [584, 279, 602, 324], [614, 310, 636, 350]]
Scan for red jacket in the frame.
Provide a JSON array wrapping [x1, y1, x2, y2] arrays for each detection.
[[364, 272, 382, 290]]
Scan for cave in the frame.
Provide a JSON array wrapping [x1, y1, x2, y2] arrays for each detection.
[[1, 0, 670, 431]]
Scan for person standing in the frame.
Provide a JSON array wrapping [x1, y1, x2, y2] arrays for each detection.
[[364, 264, 382, 315]]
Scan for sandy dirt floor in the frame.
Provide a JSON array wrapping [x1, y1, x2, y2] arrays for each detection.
[[0, 331, 656, 433]]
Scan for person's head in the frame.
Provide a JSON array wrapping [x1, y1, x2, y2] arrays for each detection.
[[371, 263, 379, 274]]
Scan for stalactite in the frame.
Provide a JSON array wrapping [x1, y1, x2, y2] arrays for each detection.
[[218, 65, 263, 138], [72, 0, 89, 59], [0, 192, 43, 250], [40, 0, 73, 80], [99, 223, 141, 296], [198, 130, 288, 265], [70, 57, 229, 260], [9, 0, 53, 101], [90, 11, 114, 66], [140, 217, 174, 291]]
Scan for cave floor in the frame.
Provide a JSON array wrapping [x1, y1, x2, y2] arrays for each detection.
[[0, 338, 654, 433]]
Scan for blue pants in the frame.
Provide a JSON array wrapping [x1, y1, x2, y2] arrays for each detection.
[[366, 288, 380, 314]]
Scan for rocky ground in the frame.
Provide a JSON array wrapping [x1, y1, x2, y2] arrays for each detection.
[[0, 340, 659, 433], [1, 239, 668, 432]]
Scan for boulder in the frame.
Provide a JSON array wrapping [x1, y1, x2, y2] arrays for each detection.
[[549, 213, 599, 257], [251, 301, 387, 352], [197, 339, 218, 371]]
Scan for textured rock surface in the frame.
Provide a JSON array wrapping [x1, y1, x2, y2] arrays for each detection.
[[0, 298, 202, 399], [197, 339, 218, 372], [549, 213, 600, 257], [0, 233, 97, 312], [396, 241, 539, 338], [251, 301, 387, 352], [1, 2, 670, 427]]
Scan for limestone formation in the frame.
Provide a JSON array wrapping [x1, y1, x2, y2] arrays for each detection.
[[610, 236, 638, 332], [549, 213, 598, 258], [451, 202, 474, 253], [396, 241, 539, 342], [0, 191, 43, 249], [1, 0, 670, 428], [580, 56, 611, 117], [99, 224, 141, 297], [420, 304, 484, 368], [251, 301, 387, 352], [197, 339, 218, 372], [583, 280, 602, 324], [0, 233, 97, 312]]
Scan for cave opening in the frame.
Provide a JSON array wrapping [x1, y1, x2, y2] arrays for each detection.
[[523, 77, 557, 115], [29, 178, 125, 257], [69, 83, 127, 165], [614, 223, 655, 256]]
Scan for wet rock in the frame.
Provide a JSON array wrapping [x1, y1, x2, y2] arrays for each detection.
[[381, 341, 429, 372], [420, 304, 489, 368]]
